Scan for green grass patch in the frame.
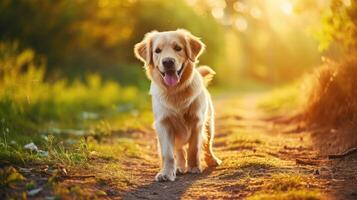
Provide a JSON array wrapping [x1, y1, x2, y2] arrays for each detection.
[[223, 130, 265, 146], [93, 162, 136, 188], [258, 82, 301, 116], [0, 42, 149, 135], [220, 153, 287, 179], [218, 128, 288, 153], [264, 174, 307, 192], [0, 134, 89, 166], [247, 190, 322, 200], [233, 156, 284, 171], [246, 172, 321, 199], [88, 138, 145, 160]]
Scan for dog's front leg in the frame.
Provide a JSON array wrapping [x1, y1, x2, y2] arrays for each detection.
[[188, 118, 204, 173], [155, 121, 176, 182]]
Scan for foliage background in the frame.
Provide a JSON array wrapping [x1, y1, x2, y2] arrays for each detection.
[[2, 0, 354, 88]]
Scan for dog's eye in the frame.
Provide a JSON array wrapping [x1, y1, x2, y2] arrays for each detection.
[[174, 45, 182, 52], [155, 48, 161, 54]]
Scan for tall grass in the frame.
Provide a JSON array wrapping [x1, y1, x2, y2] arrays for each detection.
[[0, 42, 147, 164], [301, 56, 357, 154], [0, 42, 143, 135], [258, 55, 357, 154], [303, 56, 357, 128], [258, 82, 301, 116]]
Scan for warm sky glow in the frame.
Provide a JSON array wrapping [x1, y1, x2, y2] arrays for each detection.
[[343, 0, 351, 7], [206, 0, 297, 29], [211, 7, 224, 19], [235, 16, 248, 32], [233, 1, 247, 13], [280, 1, 293, 15], [250, 7, 262, 19]]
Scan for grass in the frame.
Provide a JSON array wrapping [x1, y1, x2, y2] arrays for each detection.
[[302, 56, 357, 128], [218, 155, 285, 180], [248, 174, 321, 199], [247, 190, 322, 200], [264, 174, 307, 191], [0, 42, 151, 166], [88, 138, 146, 160], [258, 82, 301, 116], [220, 138, 323, 199], [257, 55, 357, 155], [300, 56, 357, 154], [45, 136, 89, 166], [0, 42, 147, 127], [0, 134, 89, 166]]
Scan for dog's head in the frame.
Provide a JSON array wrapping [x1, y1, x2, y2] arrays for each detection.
[[134, 29, 205, 87]]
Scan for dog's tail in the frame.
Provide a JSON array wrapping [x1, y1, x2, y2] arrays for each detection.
[[197, 65, 216, 86]]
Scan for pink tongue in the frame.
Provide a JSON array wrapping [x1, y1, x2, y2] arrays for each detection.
[[163, 73, 179, 86]]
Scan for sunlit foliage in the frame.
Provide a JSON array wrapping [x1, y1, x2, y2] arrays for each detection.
[[302, 56, 357, 154], [186, 0, 324, 84], [316, 0, 357, 51], [1, 0, 344, 85], [294, 0, 356, 52], [0, 0, 224, 85], [0, 42, 142, 135]]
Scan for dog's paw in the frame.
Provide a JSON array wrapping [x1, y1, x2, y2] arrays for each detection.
[[176, 166, 186, 175], [206, 157, 222, 167], [188, 166, 202, 174], [155, 169, 176, 182]]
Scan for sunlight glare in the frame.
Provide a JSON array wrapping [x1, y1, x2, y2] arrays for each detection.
[[208, 0, 226, 8], [233, 2, 247, 13], [280, 1, 293, 15], [235, 16, 248, 32], [185, 0, 197, 6], [250, 7, 262, 19], [212, 7, 224, 19], [343, 0, 351, 7]]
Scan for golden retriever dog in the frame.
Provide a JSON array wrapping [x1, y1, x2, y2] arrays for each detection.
[[134, 29, 221, 182]]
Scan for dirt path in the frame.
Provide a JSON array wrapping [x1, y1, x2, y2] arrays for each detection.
[[3, 93, 357, 199], [120, 94, 330, 199]]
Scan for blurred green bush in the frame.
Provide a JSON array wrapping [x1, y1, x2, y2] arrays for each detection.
[[0, 42, 144, 135], [0, 0, 224, 86]]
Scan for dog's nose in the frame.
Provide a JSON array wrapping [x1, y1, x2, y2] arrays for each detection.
[[162, 58, 175, 69]]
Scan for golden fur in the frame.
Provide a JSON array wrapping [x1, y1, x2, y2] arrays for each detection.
[[134, 29, 221, 182]]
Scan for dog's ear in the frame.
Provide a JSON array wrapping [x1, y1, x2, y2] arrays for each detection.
[[134, 31, 157, 65], [178, 29, 205, 62]]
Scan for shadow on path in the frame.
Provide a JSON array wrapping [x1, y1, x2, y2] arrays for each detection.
[[123, 168, 215, 200]]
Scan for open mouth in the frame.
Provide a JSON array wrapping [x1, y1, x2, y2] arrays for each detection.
[[159, 64, 184, 87]]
